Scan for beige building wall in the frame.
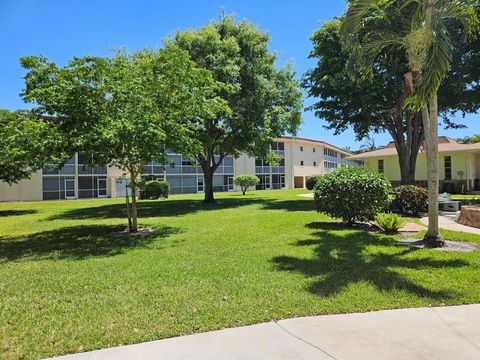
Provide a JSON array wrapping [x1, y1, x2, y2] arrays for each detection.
[[364, 152, 477, 182], [0, 171, 43, 202], [233, 154, 257, 192], [282, 138, 352, 188]]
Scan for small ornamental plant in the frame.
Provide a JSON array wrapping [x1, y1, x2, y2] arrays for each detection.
[[314, 167, 392, 225], [234, 174, 260, 195], [375, 213, 406, 233], [395, 185, 428, 215], [140, 180, 169, 200]]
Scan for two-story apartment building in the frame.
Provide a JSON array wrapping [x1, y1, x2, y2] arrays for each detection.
[[0, 136, 356, 201]]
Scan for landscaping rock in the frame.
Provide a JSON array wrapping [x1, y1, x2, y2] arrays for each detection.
[[458, 205, 480, 229]]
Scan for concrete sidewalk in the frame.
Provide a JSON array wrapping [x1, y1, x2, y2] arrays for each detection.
[[421, 212, 480, 234], [49, 304, 480, 360]]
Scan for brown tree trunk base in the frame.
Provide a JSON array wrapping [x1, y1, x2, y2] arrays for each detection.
[[423, 234, 445, 248]]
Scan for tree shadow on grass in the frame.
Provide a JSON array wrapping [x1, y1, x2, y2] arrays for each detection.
[[272, 224, 468, 300], [306, 221, 379, 232], [261, 199, 316, 212], [0, 209, 37, 217], [47, 196, 314, 221], [0, 224, 180, 262]]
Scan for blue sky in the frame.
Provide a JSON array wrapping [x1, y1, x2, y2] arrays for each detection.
[[1, 0, 478, 150]]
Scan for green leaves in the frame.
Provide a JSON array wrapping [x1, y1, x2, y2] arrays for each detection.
[[342, 0, 479, 110], [173, 15, 303, 160], [20, 45, 225, 175], [0, 110, 61, 184], [314, 167, 392, 224]]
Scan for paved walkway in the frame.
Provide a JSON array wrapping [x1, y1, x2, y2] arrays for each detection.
[[298, 193, 314, 198], [50, 305, 480, 360], [421, 212, 480, 234]]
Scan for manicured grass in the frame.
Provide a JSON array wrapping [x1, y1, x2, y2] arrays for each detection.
[[1, 189, 480, 359]]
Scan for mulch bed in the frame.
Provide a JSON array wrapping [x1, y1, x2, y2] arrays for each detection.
[[399, 238, 479, 252]]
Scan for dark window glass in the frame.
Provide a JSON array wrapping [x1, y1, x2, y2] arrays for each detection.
[[444, 156, 452, 180], [378, 160, 384, 173]]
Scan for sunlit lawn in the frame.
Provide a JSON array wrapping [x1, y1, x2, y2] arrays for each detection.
[[1, 189, 480, 359]]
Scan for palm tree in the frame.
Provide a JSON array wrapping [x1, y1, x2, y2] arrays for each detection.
[[341, 0, 478, 247]]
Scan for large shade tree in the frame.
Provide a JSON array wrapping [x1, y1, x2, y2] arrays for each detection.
[[0, 109, 60, 184], [304, 5, 480, 185], [342, 0, 478, 247], [172, 15, 303, 203], [21, 45, 228, 231]]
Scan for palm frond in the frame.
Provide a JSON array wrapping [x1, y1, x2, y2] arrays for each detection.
[[354, 32, 406, 76], [341, 0, 380, 39], [406, 22, 453, 110]]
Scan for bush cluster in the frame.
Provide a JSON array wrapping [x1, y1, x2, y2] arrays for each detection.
[[395, 185, 427, 215], [314, 167, 391, 224], [234, 174, 260, 195], [140, 180, 169, 200], [306, 175, 322, 190], [375, 213, 405, 233]]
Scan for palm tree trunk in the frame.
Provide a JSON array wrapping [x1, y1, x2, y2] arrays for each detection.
[[422, 92, 445, 247]]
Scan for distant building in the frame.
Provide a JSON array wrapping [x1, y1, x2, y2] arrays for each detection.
[[0, 136, 356, 201], [347, 136, 480, 193]]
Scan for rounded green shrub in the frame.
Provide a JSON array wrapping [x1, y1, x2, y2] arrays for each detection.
[[234, 174, 260, 195], [395, 185, 427, 215], [314, 167, 392, 224], [140, 180, 169, 200], [306, 175, 322, 190], [375, 213, 406, 233]]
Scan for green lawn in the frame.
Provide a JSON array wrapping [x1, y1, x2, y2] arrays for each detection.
[[1, 189, 480, 359]]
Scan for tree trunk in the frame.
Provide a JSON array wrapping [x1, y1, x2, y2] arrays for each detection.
[[386, 99, 423, 186], [125, 187, 132, 231], [129, 172, 138, 232], [198, 152, 224, 204], [398, 147, 417, 185], [422, 93, 444, 247], [203, 166, 215, 203]]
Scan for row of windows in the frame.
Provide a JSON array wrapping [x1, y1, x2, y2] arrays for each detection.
[[42, 175, 107, 200], [143, 155, 234, 176], [299, 145, 318, 153], [256, 174, 286, 190], [118, 174, 234, 195], [43, 154, 108, 176], [324, 148, 338, 158], [324, 161, 337, 169], [299, 161, 319, 167]]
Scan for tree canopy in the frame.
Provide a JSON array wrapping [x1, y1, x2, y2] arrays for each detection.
[[173, 15, 303, 202], [0, 109, 59, 185], [20, 44, 227, 231], [303, 4, 479, 184]]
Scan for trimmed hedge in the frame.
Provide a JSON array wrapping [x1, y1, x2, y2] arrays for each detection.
[[306, 175, 322, 190], [139, 180, 169, 200], [314, 167, 392, 224]]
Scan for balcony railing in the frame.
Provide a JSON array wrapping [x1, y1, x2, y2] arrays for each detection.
[[256, 166, 271, 174]]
